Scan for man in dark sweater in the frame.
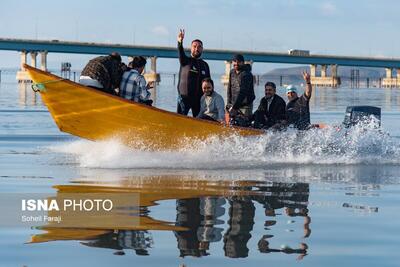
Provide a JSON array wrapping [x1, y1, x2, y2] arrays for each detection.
[[253, 81, 286, 129], [227, 54, 255, 125], [176, 29, 210, 117]]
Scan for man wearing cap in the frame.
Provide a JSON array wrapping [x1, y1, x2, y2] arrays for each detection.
[[253, 81, 286, 129], [227, 54, 256, 125], [285, 71, 312, 130], [176, 29, 210, 117]]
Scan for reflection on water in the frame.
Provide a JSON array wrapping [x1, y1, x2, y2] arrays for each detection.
[[31, 174, 313, 259]]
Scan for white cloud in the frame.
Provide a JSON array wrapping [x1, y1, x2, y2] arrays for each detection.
[[151, 25, 169, 37], [320, 2, 337, 15]]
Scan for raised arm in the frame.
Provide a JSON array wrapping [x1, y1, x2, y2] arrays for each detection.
[[303, 71, 312, 99], [177, 29, 189, 65]]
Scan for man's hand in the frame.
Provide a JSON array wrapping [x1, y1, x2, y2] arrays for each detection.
[[302, 71, 311, 84], [303, 71, 312, 99], [229, 107, 238, 117], [147, 81, 155, 89], [177, 29, 185, 43]]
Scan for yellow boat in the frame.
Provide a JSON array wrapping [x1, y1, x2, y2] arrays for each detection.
[[25, 64, 262, 150]]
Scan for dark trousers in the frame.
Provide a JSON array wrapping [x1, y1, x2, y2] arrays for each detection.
[[177, 96, 201, 117]]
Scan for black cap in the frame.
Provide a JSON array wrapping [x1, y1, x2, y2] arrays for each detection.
[[232, 54, 244, 62]]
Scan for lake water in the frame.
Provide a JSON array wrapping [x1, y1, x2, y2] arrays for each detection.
[[0, 72, 399, 267]]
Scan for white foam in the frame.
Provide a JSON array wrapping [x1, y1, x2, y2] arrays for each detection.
[[48, 119, 400, 169]]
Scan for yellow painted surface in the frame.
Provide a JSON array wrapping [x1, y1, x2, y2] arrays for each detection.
[[25, 64, 262, 150]]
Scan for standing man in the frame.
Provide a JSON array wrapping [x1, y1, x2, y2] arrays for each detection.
[[177, 29, 210, 117], [285, 71, 312, 130], [197, 78, 225, 123], [253, 81, 286, 129], [227, 54, 255, 125]]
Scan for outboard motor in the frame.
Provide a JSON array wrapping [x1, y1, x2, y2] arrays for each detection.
[[343, 106, 381, 128]]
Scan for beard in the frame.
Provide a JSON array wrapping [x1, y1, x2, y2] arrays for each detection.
[[192, 51, 201, 58]]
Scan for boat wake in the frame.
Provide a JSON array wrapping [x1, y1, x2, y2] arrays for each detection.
[[48, 119, 400, 169]]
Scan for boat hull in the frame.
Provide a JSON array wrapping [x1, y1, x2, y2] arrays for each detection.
[[25, 65, 262, 150]]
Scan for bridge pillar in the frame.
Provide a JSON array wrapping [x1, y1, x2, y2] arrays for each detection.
[[310, 64, 317, 77], [382, 68, 397, 88], [143, 56, 160, 84], [331, 64, 338, 77], [40, 51, 48, 71], [310, 64, 340, 88], [30, 51, 38, 68], [321, 65, 327, 77], [16, 51, 31, 83], [20, 51, 27, 70], [221, 60, 231, 86]]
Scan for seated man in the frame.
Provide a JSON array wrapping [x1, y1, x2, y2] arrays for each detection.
[[285, 71, 312, 130], [197, 78, 225, 122], [119, 56, 153, 106], [253, 81, 286, 129], [79, 52, 126, 95]]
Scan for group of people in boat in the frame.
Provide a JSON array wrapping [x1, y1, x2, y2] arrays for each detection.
[[79, 29, 313, 130]]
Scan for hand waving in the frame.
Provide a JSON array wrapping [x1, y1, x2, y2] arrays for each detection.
[[177, 29, 185, 43], [302, 71, 311, 83]]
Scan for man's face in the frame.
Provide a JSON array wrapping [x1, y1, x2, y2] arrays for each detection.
[[265, 86, 276, 98], [202, 81, 213, 96], [191, 41, 203, 58], [232, 60, 243, 71], [287, 91, 298, 101]]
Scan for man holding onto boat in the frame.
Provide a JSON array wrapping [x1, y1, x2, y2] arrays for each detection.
[[227, 54, 256, 126], [79, 52, 126, 95], [119, 56, 153, 106], [176, 29, 211, 117], [197, 78, 225, 123], [284, 71, 312, 130], [253, 81, 286, 129]]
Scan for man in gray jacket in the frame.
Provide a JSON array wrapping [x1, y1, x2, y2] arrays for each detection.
[[197, 78, 225, 122]]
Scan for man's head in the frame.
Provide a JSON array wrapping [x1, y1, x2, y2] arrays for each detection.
[[201, 77, 214, 96], [232, 54, 245, 72], [191, 39, 203, 58], [128, 56, 147, 74], [109, 52, 122, 63], [264, 82, 276, 98], [286, 85, 298, 101]]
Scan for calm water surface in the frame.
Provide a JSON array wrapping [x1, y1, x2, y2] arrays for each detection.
[[0, 74, 399, 267]]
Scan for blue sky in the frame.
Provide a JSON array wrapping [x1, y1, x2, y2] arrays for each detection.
[[1, 0, 400, 73]]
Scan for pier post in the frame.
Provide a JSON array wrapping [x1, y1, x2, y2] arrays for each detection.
[[40, 51, 48, 71], [143, 56, 160, 85], [221, 60, 231, 86]]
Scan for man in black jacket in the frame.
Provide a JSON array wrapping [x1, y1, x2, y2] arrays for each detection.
[[227, 54, 255, 125], [253, 81, 286, 129], [176, 29, 210, 117]]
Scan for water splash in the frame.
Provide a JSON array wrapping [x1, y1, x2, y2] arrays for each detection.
[[48, 119, 400, 169]]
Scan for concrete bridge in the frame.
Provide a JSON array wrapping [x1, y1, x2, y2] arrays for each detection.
[[1, 38, 400, 87]]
